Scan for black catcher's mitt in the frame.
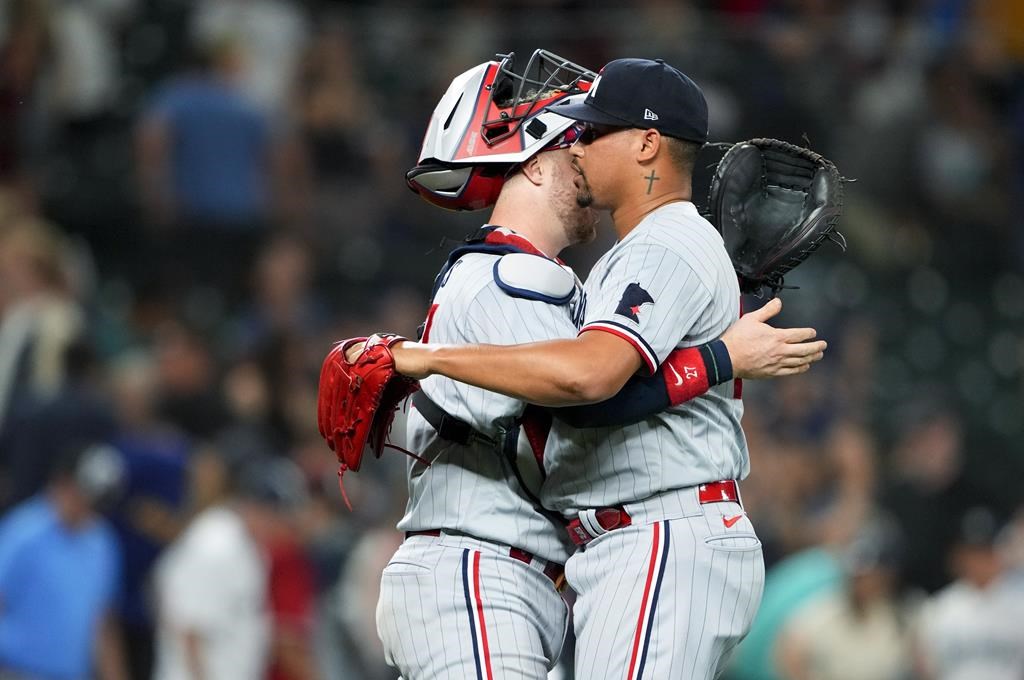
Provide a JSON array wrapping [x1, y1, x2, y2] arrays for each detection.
[[707, 138, 845, 296]]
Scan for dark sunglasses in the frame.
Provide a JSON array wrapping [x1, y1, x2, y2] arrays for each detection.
[[573, 122, 629, 145]]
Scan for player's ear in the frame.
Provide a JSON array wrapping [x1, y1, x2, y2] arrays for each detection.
[[637, 129, 661, 163], [519, 154, 544, 186]]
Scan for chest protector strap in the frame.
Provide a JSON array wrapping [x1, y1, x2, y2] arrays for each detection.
[[423, 225, 573, 334]]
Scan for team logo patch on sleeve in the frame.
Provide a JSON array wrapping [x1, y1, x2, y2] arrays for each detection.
[[614, 283, 654, 322]]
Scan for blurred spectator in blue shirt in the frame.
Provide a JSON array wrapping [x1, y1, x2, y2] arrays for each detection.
[[138, 37, 269, 227], [135, 36, 303, 308], [0, 443, 128, 680], [105, 351, 190, 680], [189, 0, 309, 117]]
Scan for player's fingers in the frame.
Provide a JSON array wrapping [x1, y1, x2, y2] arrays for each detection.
[[345, 342, 366, 362], [780, 351, 824, 367], [748, 297, 782, 321], [753, 361, 813, 378], [779, 326, 817, 343], [774, 339, 826, 359], [788, 339, 827, 356]]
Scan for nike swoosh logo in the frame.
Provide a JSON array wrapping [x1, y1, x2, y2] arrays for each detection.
[[722, 514, 744, 528], [666, 363, 684, 386]]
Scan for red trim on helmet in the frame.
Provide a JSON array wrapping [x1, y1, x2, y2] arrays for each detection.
[[454, 62, 502, 162], [410, 53, 595, 211], [453, 69, 591, 162], [406, 163, 506, 212]]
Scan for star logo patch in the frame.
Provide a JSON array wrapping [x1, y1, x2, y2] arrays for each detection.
[[614, 283, 653, 322]]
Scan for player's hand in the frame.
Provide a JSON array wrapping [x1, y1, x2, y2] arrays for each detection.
[[344, 340, 367, 362], [721, 298, 826, 378], [343, 338, 432, 380]]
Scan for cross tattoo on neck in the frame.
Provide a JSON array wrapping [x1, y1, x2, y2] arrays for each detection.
[[644, 170, 660, 194]]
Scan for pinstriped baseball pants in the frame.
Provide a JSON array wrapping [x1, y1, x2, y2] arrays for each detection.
[[567, 497, 765, 680], [376, 534, 569, 680]]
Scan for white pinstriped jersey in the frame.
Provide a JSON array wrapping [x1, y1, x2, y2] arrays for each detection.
[[543, 201, 747, 514], [398, 245, 581, 564], [916, 576, 1024, 680]]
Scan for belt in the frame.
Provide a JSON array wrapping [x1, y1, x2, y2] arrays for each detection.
[[405, 529, 565, 589], [566, 480, 742, 547]]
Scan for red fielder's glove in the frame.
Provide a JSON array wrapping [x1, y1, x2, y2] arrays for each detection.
[[317, 334, 419, 501]]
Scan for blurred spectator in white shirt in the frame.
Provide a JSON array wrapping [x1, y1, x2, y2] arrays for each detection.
[[48, 0, 135, 121], [914, 506, 1024, 680], [152, 444, 270, 680], [776, 516, 912, 680]]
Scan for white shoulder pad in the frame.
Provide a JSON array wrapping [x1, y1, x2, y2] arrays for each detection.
[[493, 253, 575, 305]]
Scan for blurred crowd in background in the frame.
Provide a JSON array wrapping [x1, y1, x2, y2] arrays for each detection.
[[0, 0, 1023, 679]]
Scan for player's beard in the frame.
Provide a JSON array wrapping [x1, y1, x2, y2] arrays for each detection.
[[553, 161, 598, 245], [573, 162, 594, 208], [564, 206, 598, 245]]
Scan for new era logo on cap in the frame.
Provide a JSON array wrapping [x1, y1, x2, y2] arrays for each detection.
[[643, 108, 659, 121]]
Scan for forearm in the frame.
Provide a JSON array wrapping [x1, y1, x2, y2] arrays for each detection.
[[398, 337, 634, 407], [270, 136, 311, 224], [95, 612, 129, 680], [183, 630, 207, 680], [552, 372, 666, 427], [273, 631, 316, 680], [775, 633, 812, 680], [136, 120, 173, 222], [553, 340, 733, 427]]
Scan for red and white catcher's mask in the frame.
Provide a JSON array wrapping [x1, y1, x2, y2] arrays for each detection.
[[407, 49, 594, 211]]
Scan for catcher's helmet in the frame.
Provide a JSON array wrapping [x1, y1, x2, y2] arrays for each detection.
[[407, 50, 595, 211]]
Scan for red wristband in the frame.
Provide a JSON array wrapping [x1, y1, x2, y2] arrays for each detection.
[[663, 347, 711, 405], [663, 340, 733, 405]]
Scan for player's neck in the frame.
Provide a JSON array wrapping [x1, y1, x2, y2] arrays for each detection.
[[610, 188, 691, 239], [490, 198, 567, 258]]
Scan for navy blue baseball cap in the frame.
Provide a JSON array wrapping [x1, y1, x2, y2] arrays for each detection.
[[549, 58, 709, 143]]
